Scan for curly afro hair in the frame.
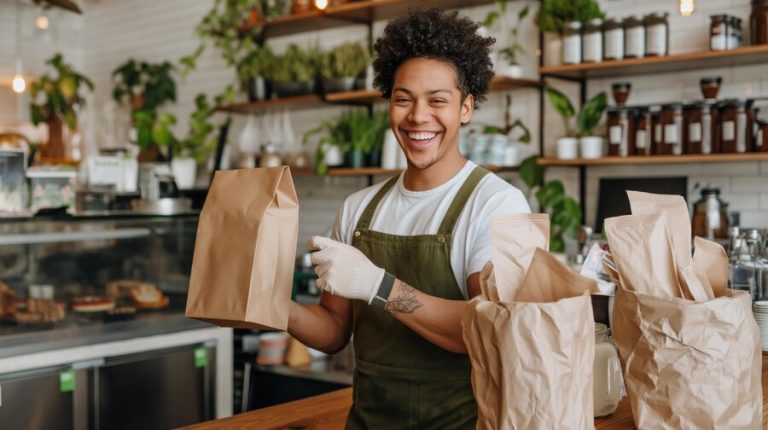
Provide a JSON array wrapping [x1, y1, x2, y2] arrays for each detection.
[[373, 8, 495, 107]]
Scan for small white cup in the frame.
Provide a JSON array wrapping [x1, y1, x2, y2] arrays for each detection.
[[556, 137, 579, 159], [580, 136, 605, 159]]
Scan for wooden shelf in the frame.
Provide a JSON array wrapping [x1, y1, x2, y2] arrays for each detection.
[[290, 165, 519, 177], [539, 45, 768, 79], [216, 94, 323, 113], [254, 0, 500, 38], [537, 153, 768, 167]]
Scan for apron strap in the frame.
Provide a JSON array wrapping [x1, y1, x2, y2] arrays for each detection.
[[355, 175, 400, 231], [437, 166, 491, 235]]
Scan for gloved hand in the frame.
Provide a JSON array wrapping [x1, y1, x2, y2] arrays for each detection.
[[308, 236, 386, 304]]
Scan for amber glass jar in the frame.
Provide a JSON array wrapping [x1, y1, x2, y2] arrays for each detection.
[[644, 12, 669, 56], [752, 0, 768, 45], [650, 105, 663, 155], [685, 102, 720, 154], [657, 104, 684, 155], [719, 99, 754, 153], [607, 108, 636, 156], [603, 18, 624, 61], [756, 121, 768, 152], [635, 108, 652, 156]]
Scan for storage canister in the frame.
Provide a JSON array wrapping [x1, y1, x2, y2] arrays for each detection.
[[607, 107, 636, 157], [603, 18, 624, 61], [719, 99, 754, 153], [710, 14, 729, 50], [756, 120, 768, 152], [685, 101, 720, 154], [583, 18, 604, 63], [658, 103, 684, 155], [644, 12, 669, 56], [729, 17, 743, 49], [751, 0, 768, 45], [593, 323, 622, 417], [635, 107, 652, 156], [563, 21, 583, 65], [649, 105, 664, 155], [623, 15, 645, 58]]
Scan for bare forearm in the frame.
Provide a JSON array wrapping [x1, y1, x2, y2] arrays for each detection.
[[385, 280, 469, 354], [287, 301, 349, 354]]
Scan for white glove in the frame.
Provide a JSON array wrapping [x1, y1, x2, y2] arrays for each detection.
[[308, 236, 386, 304]]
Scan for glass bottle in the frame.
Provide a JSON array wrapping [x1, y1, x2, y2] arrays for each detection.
[[593, 323, 622, 417]]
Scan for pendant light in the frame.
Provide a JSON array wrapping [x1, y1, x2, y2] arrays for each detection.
[[12, 1, 26, 94], [679, 0, 695, 17]]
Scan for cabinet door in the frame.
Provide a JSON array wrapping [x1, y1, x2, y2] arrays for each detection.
[[0, 366, 86, 430], [94, 344, 215, 430]]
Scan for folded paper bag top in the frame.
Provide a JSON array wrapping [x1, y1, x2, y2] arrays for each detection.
[[489, 213, 549, 302], [627, 190, 691, 269], [185, 167, 299, 331]]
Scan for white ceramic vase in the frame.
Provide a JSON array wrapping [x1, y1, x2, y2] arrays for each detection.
[[171, 157, 197, 190], [556, 137, 579, 159], [544, 33, 563, 67], [580, 136, 605, 159]]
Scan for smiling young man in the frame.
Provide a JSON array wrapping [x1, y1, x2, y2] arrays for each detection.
[[287, 8, 530, 429]]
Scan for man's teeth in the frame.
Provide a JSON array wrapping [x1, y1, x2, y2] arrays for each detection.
[[408, 132, 437, 140]]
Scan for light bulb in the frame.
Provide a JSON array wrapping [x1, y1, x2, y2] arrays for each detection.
[[12, 74, 26, 93], [36, 14, 49, 29], [679, 0, 695, 17], [314, 0, 328, 10]]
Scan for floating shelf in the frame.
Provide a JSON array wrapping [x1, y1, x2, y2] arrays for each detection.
[[539, 45, 768, 79], [537, 153, 768, 167], [250, 0, 501, 38], [290, 164, 519, 177], [217, 76, 542, 113]]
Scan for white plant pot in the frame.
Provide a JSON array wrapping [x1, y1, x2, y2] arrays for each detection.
[[544, 34, 563, 67], [580, 136, 605, 159], [556, 137, 579, 159], [322, 144, 344, 167], [496, 63, 524, 78], [170, 157, 197, 190]]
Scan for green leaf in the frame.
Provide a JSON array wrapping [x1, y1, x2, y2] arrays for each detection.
[[550, 234, 565, 253], [482, 11, 500, 28], [536, 180, 565, 208], [546, 87, 575, 119], [576, 92, 607, 136], [518, 5, 530, 20], [519, 155, 542, 189]]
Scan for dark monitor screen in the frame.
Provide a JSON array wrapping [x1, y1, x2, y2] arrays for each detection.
[[594, 176, 688, 233]]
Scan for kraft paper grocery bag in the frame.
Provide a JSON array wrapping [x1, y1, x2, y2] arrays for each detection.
[[606, 191, 762, 429], [185, 167, 299, 330], [463, 214, 597, 430]]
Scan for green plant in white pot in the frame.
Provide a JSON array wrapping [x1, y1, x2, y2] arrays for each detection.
[[547, 87, 607, 159], [535, 0, 604, 66]]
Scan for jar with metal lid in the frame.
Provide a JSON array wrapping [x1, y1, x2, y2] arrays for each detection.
[[623, 15, 645, 58], [607, 108, 636, 156], [710, 14, 729, 50], [752, 0, 768, 45], [563, 21, 583, 65], [603, 18, 624, 61], [583, 18, 604, 63], [719, 99, 754, 153], [649, 105, 664, 155], [728, 16, 743, 49], [593, 323, 622, 418], [635, 107, 652, 156], [657, 103, 684, 155], [644, 12, 669, 56], [685, 102, 720, 154], [756, 120, 768, 152]]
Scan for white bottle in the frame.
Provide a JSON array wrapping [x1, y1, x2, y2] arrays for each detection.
[[593, 323, 623, 417]]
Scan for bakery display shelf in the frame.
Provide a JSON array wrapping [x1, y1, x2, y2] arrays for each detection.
[[245, 0, 500, 39], [537, 152, 768, 167], [539, 45, 768, 79], [0, 227, 153, 246]]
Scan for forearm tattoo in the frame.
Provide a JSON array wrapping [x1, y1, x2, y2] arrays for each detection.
[[385, 282, 423, 314]]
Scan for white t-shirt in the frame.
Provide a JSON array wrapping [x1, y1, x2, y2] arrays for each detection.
[[330, 161, 531, 298]]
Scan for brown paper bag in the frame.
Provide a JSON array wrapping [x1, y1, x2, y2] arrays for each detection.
[[489, 213, 549, 302], [464, 214, 596, 430], [185, 167, 299, 330], [612, 288, 762, 429]]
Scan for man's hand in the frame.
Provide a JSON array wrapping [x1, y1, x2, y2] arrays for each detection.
[[308, 236, 386, 304]]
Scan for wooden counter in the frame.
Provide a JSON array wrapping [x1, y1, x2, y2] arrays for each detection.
[[185, 355, 768, 430]]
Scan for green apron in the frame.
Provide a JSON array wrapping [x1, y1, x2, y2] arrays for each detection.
[[346, 166, 490, 430]]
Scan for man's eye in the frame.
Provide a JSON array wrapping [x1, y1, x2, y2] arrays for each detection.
[[431, 99, 447, 104], [394, 98, 411, 103]]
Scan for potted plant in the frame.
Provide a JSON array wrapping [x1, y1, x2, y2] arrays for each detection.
[[318, 42, 370, 93], [112, 59, 177, 161], [270, 45, 318, 97], [29, 53, 94, 163], [519, 155, 581, 253], [482, 2, 529, 78], [237, 45, 275, 101], [547, 87, 607, 159], [535, 0, 604, 66]]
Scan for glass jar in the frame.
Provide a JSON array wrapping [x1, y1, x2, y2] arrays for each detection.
[[658, 103, 684, 155], [700, 76, 722, 100], [752, 0, 768, 45], [650, 105, 664, 155], [607, 108, 636, 157], [685, 102, 720, 154], [593, 323, 622, 418], [720, 99, 754, 153], [583, 18, 604, 63], [603, 18, 624, 61], [635, 107, 652, 156], [729, 17, 743, 49], [563, 21, 583, 65], [644, 12, 669, 56], [611, 82, 631, 106], [710, 14, 729, 51], [757, 120, 768, 152], [623, 15, 645, 58]]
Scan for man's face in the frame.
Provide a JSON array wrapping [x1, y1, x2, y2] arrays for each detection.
[[389, 58, 474, 171]]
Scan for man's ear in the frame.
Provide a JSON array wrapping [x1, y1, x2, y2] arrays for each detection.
[[460, 94, 474, 124]]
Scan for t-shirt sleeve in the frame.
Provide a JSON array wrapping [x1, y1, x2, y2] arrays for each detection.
[[466, 187, 531, 276], [329, 203, 347, 243]]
